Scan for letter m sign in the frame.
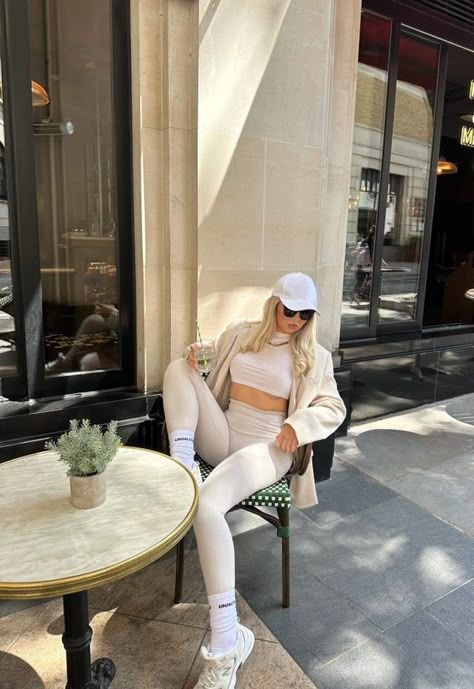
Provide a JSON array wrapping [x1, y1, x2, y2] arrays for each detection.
[[460, 126, 474, 147]]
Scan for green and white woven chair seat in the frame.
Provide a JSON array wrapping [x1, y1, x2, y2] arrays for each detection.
[[197, 459, 291, 508]]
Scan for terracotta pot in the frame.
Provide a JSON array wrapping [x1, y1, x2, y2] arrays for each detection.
[[69, 472, 106, 509]]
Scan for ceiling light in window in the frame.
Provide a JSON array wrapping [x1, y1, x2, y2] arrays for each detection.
[[437, 157, 458, 175], [31, 81, 49, 107]]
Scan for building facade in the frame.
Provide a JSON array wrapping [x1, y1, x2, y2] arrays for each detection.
[[0, 0, 472, 459]]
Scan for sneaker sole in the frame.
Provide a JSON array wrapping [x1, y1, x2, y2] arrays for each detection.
[[229, 629, 254, 688], [240, 629, 255, 667]]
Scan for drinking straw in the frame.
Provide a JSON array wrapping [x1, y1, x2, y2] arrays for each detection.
[[196, 321, 204, 348], [196, 321, 207, 370]]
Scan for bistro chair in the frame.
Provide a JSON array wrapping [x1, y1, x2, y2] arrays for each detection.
[[174, 459, 292, 608]]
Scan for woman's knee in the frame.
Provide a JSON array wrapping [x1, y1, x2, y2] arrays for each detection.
[[163, 357, 190, 387], [78, 314, 106, 335], [197, 478, 235, 518], [193, 493, 224, 531]]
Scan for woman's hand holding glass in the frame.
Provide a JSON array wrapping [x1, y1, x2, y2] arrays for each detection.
[[185, 339, 216, 374], [275, 423, 298, 453], [185, 344, 199, 370]]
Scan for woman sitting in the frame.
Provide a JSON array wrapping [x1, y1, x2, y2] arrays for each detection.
[[163, 272, 346, 689]]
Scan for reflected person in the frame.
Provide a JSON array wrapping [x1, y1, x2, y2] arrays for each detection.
[[45, 304, 119, 374]]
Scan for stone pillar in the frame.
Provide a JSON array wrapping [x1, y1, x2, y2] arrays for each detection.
[[131, 0, 198, 391], [316, 0, 362, 351]]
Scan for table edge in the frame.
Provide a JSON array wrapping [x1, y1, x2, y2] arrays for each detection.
[[0, 448, 198, 600]]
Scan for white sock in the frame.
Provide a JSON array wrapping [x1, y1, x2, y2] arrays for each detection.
[[168, 429, 195, 469], [208, 590, 238, 655]]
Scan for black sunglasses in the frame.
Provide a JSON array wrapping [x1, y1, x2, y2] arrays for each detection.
[[283, 305, 315, 321]]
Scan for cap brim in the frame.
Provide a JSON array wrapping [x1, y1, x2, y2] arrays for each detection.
[[281, 297, 320, 315]]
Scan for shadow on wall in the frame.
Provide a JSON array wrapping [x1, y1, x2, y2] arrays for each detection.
[[197, 285, 269, 340], [198, 0, 335, 345], [198, 0, 292, 223]]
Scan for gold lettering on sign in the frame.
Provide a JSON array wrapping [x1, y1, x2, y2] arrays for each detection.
[[460, 126, 474, 147], [470, 80, 474, 100]]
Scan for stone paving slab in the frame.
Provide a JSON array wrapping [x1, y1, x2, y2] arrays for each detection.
[[314, 609, 474, 689]]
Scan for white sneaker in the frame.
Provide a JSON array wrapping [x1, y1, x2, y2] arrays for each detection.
[[192, 461, 202, 486], [193, 624, 255, 689]]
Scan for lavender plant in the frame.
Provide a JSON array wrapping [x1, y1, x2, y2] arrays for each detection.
[[46, 419, 122, 477]]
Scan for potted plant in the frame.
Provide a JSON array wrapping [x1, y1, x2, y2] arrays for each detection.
[[46, 419, 122, 509]]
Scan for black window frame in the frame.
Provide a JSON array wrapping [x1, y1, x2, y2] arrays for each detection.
[[0, 0, 135, 400], [341, 0, 474, 344]]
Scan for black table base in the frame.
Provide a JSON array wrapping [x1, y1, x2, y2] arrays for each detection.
[[62, 591, 116, 689]]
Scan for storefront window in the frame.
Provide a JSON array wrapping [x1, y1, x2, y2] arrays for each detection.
[[378, 35, 439, 324], [29, 0, 120, 376], [0, 64, 16, 376], [342, 7, 454, 339], [342, 12, 391, 330], [424, 43, 474, 326]]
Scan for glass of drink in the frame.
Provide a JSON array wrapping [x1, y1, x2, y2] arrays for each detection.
[[195, 339, 216, 374]]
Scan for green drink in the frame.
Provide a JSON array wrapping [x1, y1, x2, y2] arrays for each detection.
[[195, 339, 216, 374]]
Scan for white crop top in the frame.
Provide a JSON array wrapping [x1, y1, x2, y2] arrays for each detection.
[[230, 332, 292, 399]]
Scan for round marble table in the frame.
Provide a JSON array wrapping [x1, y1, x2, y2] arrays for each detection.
[[0, 446, 198, 689]]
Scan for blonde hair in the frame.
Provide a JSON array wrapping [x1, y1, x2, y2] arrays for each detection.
[[243, 296, 317, 376]]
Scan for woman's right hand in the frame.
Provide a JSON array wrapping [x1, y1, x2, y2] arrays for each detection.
[[185, 344, 198, 370]]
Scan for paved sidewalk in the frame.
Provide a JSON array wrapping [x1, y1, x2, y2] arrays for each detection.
[[0, 547, 315, 689], [1, 393, 473, 688], [234, 392, 474, 689]]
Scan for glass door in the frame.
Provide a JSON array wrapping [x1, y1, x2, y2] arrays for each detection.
[[0, 0, 133, 400], [29, 0, 122, 378], [423, 43, 474, 327], [377, 33, 440, 325], [342, 11, 392, 332], [341, 8, 445, 341]]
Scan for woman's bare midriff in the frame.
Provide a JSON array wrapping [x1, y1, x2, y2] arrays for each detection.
[[230, 382, 288, 413]]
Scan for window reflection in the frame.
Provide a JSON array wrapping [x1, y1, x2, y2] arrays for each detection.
[[28, 0, 120, 375], [342, 12, 391, 331], [378, 35, 439, 323], [0, 66, 17, 376]]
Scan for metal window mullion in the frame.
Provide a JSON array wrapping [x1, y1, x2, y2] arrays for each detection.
[[415, 44, 448, 328], [0, 0, 44, 399], [112, 0, 134, 384], [369, 19, 400, 333]]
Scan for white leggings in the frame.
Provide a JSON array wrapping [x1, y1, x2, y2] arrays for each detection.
[[163, 358, 292, 595]]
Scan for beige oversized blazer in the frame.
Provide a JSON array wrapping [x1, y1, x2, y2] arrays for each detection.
[[205, 321, 347, 508]]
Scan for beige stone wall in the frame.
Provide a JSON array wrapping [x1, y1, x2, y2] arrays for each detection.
[[317, 0, 362, 350], [197, 0, 361, 351], [131, 0, 361, 388], [131, 0, 198, 390]]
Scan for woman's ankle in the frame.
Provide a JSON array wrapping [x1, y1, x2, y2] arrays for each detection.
[[168, 429, 195, 469], [208, 590, 238, 655]]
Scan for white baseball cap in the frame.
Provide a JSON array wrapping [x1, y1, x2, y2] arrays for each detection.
[[271, 273, 320, 315]]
